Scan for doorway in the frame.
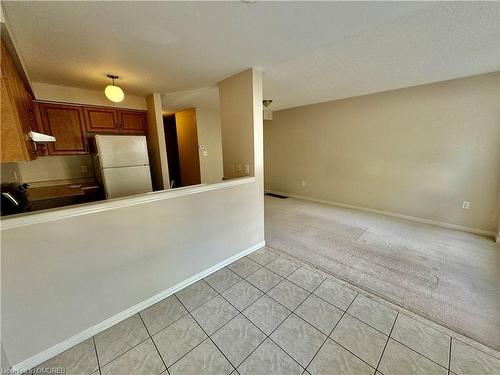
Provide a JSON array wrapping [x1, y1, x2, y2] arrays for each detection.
[[163, 108, 201, 188]]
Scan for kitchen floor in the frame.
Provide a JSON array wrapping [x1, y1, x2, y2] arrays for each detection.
[[35, 247, 499, 375]]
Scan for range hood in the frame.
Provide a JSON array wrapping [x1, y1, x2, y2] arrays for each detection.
[[29, 131, 56, 143]]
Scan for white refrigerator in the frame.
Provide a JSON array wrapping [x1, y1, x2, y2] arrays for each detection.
[[93, 135, 153, 199]]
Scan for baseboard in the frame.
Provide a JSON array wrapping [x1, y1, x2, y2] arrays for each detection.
[[11, 241, 265, 374], [265, 189, 496, 238]]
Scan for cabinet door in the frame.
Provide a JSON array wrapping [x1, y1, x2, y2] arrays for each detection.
[[0, 39, 37, 161], [83, 107, 119, 133], [38, 103, 88, 155], [118, 110, 147, 134]]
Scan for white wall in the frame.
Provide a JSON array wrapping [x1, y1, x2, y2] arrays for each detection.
[[32, 82, 147, 109], [265, 72, 500, 232], [1, 68, 264, 370], [196, 108, 223, 184]]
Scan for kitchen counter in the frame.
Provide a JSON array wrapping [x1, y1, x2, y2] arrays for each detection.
[[27, 182, 101, 202]]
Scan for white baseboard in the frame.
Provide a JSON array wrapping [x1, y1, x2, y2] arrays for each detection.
[[11, 241, 265, 374], [265, 189, 496, 238]]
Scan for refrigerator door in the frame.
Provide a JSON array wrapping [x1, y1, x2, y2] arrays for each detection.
[[96, 135, 150, 168], [101, 165, 153, 199]]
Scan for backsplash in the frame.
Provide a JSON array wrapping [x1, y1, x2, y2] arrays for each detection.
[[12, 155, 94, 184]]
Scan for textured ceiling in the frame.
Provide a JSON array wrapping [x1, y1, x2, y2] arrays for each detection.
[[3, 1, 499, 111]]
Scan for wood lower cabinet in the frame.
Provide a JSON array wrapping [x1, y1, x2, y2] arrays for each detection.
[[37, 103, 88, 155], [119, 110, 148, 134], [84, 107, 119, 133]]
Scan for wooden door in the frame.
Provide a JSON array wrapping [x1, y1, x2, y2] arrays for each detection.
[[118, 110, 147, 134], [174, 108, 201, 186], [83, 107, 119, 133], [38, 103, 88, 155]]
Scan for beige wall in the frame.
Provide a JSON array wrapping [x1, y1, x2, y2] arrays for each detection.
[[16, 155, 94, 184], [265, 72, 500, 232], [32, 82, 146, 109], [146, 94, 169, 190], [219, 70, 256, 179], [0, 163, 21, 184], [196, 108, 223, 184]]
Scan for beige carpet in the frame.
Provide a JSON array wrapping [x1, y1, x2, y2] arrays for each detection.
[[265, 196, 500, 351]]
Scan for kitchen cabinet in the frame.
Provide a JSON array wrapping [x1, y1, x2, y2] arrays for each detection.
[[0, 38, 38, 162], [84, 107, 120, 133], [35, 102, 148, 155], [37, 102, 89, 155], [84, 107, 148, 135], [118, 110, 148, 134]]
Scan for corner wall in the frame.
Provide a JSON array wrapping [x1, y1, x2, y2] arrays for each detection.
[[265, 72, 500, 232], [1, 68, 264, 370], [219, 70, 257, 179]]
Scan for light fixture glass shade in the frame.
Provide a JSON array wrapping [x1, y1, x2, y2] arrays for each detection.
[[105, 84, 124, 102]]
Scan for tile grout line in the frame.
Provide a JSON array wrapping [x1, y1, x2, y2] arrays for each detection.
[[173, 293, 236, 373], [214, 266, 328, 372], [285, 261, 454, 372], [387, 334, 450, 371], [269, 245, 500, 360], [448, 337, 452, 375], [281, 263, 456, 370], [374, 311, 399, 374], [92, 337, 102, 375], [263, 275, 329, 370], [302, 291, 360, 372], [138, 312, 170, 375], [96, 334, 151, 369]]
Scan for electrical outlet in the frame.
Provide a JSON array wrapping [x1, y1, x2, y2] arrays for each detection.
[[461, 201, 470, 209], [81, 165, 88, 174], [301, 180, 306, 186], [202, 150, 209, 157]]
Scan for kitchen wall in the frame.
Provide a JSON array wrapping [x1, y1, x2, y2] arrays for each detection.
[[265, 72, 500, 232], [1, 156, 94, 187], [32, 82, 146, 109], [196, 108, 223, 184], [1, 68, 264, 369], [0, 163, 21, 184], [16, 155, 94, 185]]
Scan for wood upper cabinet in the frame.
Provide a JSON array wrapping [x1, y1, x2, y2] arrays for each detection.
[[83, 107, 147, 135], [118, 110, 148, 134], [0, 38, 38, 162], [37, 102, 88, 155], [83, 107, 120, 133]]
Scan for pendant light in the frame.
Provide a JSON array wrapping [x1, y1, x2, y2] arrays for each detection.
[[105, 74, 124, 103]]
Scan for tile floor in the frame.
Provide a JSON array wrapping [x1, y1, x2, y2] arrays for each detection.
[[36, 247, 500, 375]]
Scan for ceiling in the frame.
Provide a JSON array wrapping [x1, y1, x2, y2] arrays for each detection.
[[3, 1, 499, 111]]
